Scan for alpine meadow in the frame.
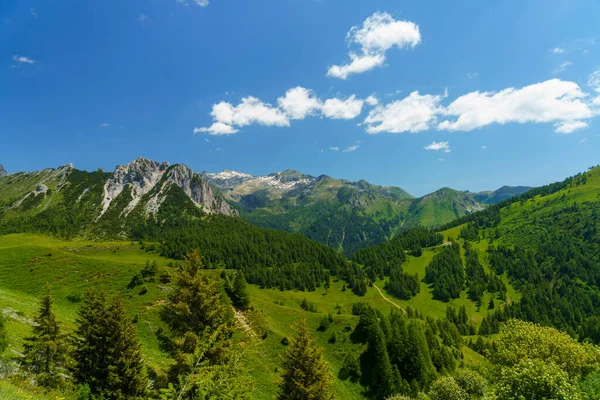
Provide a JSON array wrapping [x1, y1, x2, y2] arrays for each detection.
[[3, 1, 600, 399]]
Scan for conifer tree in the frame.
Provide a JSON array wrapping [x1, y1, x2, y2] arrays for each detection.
[[102, 294, 147, 399], [73, 287, 107, 390], [73, 288, 147, 399], [160, 250, 253, 399], [231, 271, 250, 309], [277, 319, 334, 400], [20, 286, 70, 388]]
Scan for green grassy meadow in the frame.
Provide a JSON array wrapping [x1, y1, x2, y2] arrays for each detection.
[[0, 231, 504, 399]]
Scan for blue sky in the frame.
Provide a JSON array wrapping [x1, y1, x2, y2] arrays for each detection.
[[2, 0, 600, 196]]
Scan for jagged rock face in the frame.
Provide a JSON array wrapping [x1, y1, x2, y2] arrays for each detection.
[[100, 158, 171, 217], [0, 164, 7, 178], [165, 165, 236, 216], [100, 158, 236, 218]]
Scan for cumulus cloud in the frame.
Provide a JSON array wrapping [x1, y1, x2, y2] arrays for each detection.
[[195, 88, 377, 134], [329, 147, 339, 151], [12, 55, 35, 64], [343, 141, 361, 152], [424, 141, 451, 153], [194, 122, 239, 135], [438, 79, 594, 134], [322, 95, 365, 119], [277, 87, 322, 120], [327, 12, 421, 79], [481, 145, 487, 150], [364, 91, 446, 134], [177, 0, 209, 6], [100, 123, 110, 128], [551, 47, 565, 54]]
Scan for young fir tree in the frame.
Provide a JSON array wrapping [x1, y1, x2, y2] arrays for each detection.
[[277, 319, 334, 400], [102, 294, 147, 399], [20, 286, 70, 388], [231, 271, 250, 309], [160, 250, 253, 399], [73, 288, 147, 399]]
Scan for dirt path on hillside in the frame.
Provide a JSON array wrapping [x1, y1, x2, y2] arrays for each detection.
[[373, 284, 407, 314], [233, 308, 257, 340]]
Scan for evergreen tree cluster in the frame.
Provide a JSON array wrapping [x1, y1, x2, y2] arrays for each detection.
[[424, 242, 464, 302], [343, 304, 461, 399]]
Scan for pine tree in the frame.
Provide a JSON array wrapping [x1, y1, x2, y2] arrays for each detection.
[[102, 294, 147, 399], [277, 319, 334, 400], [20, 286, 70, 388], [160, 250, 252, 398], [73, 287, 108, 391], [73, 288, 147, 399], [231, 271, 250, 309]]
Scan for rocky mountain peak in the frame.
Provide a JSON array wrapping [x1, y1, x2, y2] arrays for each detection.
[[0, 164, 7, 178]]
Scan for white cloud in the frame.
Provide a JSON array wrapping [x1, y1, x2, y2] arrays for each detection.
[[589, 69, 600, 92], [481, 145, 487, 150], [138, 13, 148, 25], [580, 138, 588, 143], [424, 141, 451, 153], [438, 158, 445, 162], [277, 87, 322, 119], [467, 72, 479, 79], [195, 88, 379, 134], [30, 8, 38, 18], [327, 53, 385, 80], [438, 79, 594, 134], [12, 55, 35, 64], [365, 95, 379, 106], [322, 95, 365, 119], [364, 91, 445, 134], [343, 142, 361, 152], [100, 123, 110, 128], [194, 122, 239, 135], [177, 0, 209, 6], [553, 61, 572, 74], [329, 147, 339, 151], [551, 47, 565, 54], [210, 97, 290, 128], [555, 121, 588, 134], [327, 12, 421, 79]]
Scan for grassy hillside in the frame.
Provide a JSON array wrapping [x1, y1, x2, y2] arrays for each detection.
[[0, 234, 437, 399]]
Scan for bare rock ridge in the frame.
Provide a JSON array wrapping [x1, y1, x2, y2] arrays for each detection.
[[0, 164, 7, 178], [100, 157, 236, 218]]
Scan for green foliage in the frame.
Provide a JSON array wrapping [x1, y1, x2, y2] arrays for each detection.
[[494, 358, 577, 400], [489, 320, 600, 379], [20, 286, 70, 388], [73, 288, 147, 399], [428, 376, 467, 400], [277, 319, 334, 400], [424, 242, 464, 302], [158, 251, 252, 398]]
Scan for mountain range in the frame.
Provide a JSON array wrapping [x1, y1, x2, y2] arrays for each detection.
[[201, 168, 531, 254], [0, 158, 531, 254]]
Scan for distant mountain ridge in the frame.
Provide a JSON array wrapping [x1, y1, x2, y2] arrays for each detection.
[[0, 159, 532, 254], [202, 168, 489, 255], [0, 164, 6, 178], [470, 185, 533, 204]]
